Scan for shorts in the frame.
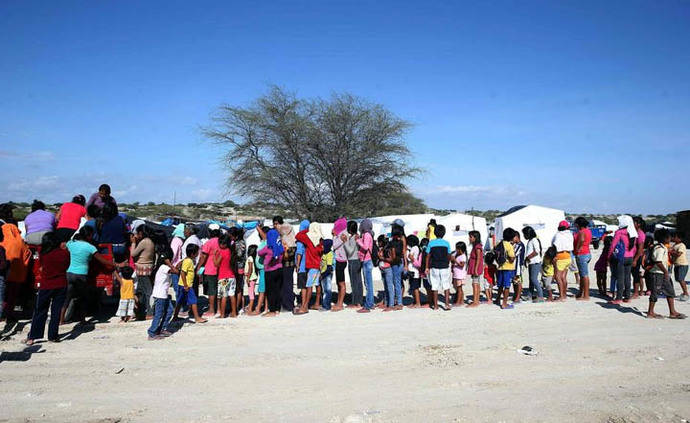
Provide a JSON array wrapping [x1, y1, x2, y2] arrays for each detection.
[[479, 276, 491, 291], [297, 272, 307, 289], [575, 254, 591, 277], [429, 267, 451, 291], [116, 299, 135, 317], [176, 285, 198, 306], [497, 270, 515, 289], [556, 257, 571, 272], [204, 274, 219, 297], [218, 278, 236, 298], [674, 265, 688, 283], [409, 277, 421, 290], [307, 269, 320, 288], [649, 272, 675, 303], [541, 275, 554, 289], [335, 261, 347, 282]]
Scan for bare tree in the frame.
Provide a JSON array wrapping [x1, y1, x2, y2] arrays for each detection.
[[203, 86, 424, 221]]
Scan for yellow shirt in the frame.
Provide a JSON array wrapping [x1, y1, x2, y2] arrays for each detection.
[[542, 257, 554, 277], [498, 241, 516, 271], [320, 251, 333, 274], [427, 225, 437, 240], [673, 242, 688, 266], [180, 258, 195, 287], [120, 278, 134, 300]]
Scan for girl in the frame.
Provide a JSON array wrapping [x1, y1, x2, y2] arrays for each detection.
[[356, 218, 376, 313], [542, 246, 557, 301], [593, 236, 613, 297], [257, 229, 284, 317], [551, 221, 574, 302], [320, 239, 334, 310], [213, 234, 237, 318], [244, 245, 258, 313], [406, 235, 422, 308], [331, 217, 348, 311], [419, 238, 432, 307], [250, 227, 269, 315], [467, 231, 484, 308], [376, 234, 391, 309], [343, 221, 363, 308], [452, 241, 468, 306], [483, 251, 497, 304], [388, 225, 405, 310]]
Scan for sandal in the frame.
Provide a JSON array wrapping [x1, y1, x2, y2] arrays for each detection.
[[501, 304, 514, 310], [669, 313, 687, 320]]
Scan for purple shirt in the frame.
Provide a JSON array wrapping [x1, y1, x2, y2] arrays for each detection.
[[24, 210, 55, 234], [87, 193, 117, 209], [258, 246, 283, 272]]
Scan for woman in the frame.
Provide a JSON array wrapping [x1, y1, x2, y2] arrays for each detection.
[[356, 218, 375, 313], [573, 217, 592, 300], [61, 226, 113, 324], [131, 224, 156, 319], [258, 229, 284, 317], [0, 205, 30, 322], [522, 226, 543, 302], [331, 217, 348, 311], [24, 232, 69, 344], [86, 184, 117, 210], [343, 220, 363, 308], [97, 202, 128, 263], [551, 220, 574, 302], [279, 223, 296, 312], [607, 215, 638, 304], [23, 200, 55, 245], [388, 223, 405, 309], [55, 195, 87, 242]]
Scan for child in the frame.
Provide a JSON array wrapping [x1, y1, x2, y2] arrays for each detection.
[[467, 231, 484, 308], [482, 251, 497, 304], [418, 237, 433, 307], [452, 241, 467, 306], [294, 222, 324, 315], [495, 228, 517, 309], [376, 234, 391, 308], [148, 254, 179, 340], [593, 236, 612, 297], [213, 234, 237, 318], [244, 245, 258, 313], [406, 235, 422, 308], [512, 232, 525, 303], [647, 228, 686, 319], [115, 266, 136, 323], [425, 225, 452, 310], [670, 231, 689, 301], [320, 239, 334, 310], [173, 244, 207, 323], [542, 246, 556, 301], [250, 228, 268, 316]]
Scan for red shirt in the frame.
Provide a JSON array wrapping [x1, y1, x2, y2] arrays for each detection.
[[39, 248, 70, 290], [57, 202, 86, 230], [468, 243, 484, 276], [217, 246, 235, 280], [575, 228, 592, 256], [483, 264, 496, 284], [295, 230, 323, 270]]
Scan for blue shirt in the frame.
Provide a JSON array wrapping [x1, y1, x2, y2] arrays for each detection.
[[66, 240, 97, 275], [425, 238, 451, 269], [296, 241, 306, 273]]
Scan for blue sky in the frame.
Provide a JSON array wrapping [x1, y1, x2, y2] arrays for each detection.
[[1, 0, 688, 214]]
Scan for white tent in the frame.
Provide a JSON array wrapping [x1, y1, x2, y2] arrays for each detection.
[[435, 213, 488, 252], [493, 205, 565, 245]]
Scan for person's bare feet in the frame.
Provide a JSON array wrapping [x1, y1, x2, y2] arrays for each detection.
[[356, 308, 370, 313], [262, 312, 277, 317], [646, 312, 663, 319], [467, 302, 479, 308], [407, 304, 419, 309], [631, 294, 640, 299], [194, 318, 208, 323], [346, 304, 359, 309], [382, 307, 394, 312], [331, 305, 343, 312], [394, 305, 403, 311], [309, 304, 320, 311]]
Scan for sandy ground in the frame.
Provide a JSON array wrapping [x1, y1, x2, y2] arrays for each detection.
[[1, 248, 690, 423]]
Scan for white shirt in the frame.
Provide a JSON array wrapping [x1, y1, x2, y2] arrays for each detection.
[[552, 231, 574, 252], [525, 238, 543, 264], [152, 264, 172, 299], [407, 246, 420, 278], [181, 234, 202, 264]]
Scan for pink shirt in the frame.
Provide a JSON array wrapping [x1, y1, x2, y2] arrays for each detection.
[[607, 228, 636, 259], [333, 230, 348, 263], [258, 246, 283, 272], [357, 232, 373, 262], [171, 237, 184, 267], [202, 237, 220, 275], [217, 247, 235, 279]]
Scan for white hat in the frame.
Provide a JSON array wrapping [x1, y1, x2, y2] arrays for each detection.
[[208, 223, 221, 231]]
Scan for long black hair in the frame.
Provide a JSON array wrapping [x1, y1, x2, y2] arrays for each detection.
[[469, 230, 481, 247], [73, 225, 95, 243], [522, 226, 542, 257], [347, 220, 358, 236], [40, 231, 61, 255]]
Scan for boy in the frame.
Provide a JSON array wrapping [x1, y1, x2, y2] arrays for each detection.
[[173, 244, 208, 323], [647, 229, 686, 319], [115, 266, 136, 323], [148, 257, 178, 339], [425, 225, 452, 310], [495, 228, 516, 309], [670, 231, 689, 301]]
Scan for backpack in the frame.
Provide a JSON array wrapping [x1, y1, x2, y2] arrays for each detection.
[[493, 241, 507, 267], [612, 237, 626, 262]]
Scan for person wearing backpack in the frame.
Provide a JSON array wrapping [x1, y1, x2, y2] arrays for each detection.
[[495, 228, 517, 309], [646, 228, 686, 320], [551, 221, 574, 302], [522, 226, 544, 303], [406, 235, 423, 308], [356, 218, 376, 313], [606, 215, 638, 305]]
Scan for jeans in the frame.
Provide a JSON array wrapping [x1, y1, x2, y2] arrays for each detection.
[[135, 275, 153, 317], [65, 273, 88, 322], [382, 267, 394, 307], [528, 263, 543, 298], [615, 257, 633, 300], [29, 288, 66, 341], [348, 259, 363, 306], [609, 262, 617, 293], [148, 297, 173, 337], [575, 254, 591, 277], [391, 264, 403, 306], [321, 273, 332, 310], [361, 260, 374, 309]]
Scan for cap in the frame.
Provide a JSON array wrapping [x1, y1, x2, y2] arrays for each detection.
[[208, 223, 221, 231], [559, 220, 570, 229]]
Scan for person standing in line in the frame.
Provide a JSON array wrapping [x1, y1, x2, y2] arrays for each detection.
[[356, 218, 376, 313], [294, 223, 324, 314], [197, 224, 222, 317], [512, 232, 525, 303], [279, 223, 296, 312], [670, 231, 689, 301], [631, 216, 648, 298], [425, 225, 452, 311], [320, 239, 334, 310], [131, 224, 156, 319], [451, 241, 468, 306], [606, 215, 638, 305], [522, 226, 544, 303], [331, 217, 348, 311], [148, 253, 180, 340], [467, 231, 484, 307], [294, 220, 310, 310], [343, 221, 363, 308], [573, 217, 592, 301], [646, 229, 686, 320], [406, 235, 423, 308], [258, 229, 284, 317], [552, 221, 574, 302], [213, 234, 237, 318], [86, 184, 117, 210], [169, 224, 186, 287]]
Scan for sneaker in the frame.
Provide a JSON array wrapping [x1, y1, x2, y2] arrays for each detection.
[[680, 294, 689, 302]]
